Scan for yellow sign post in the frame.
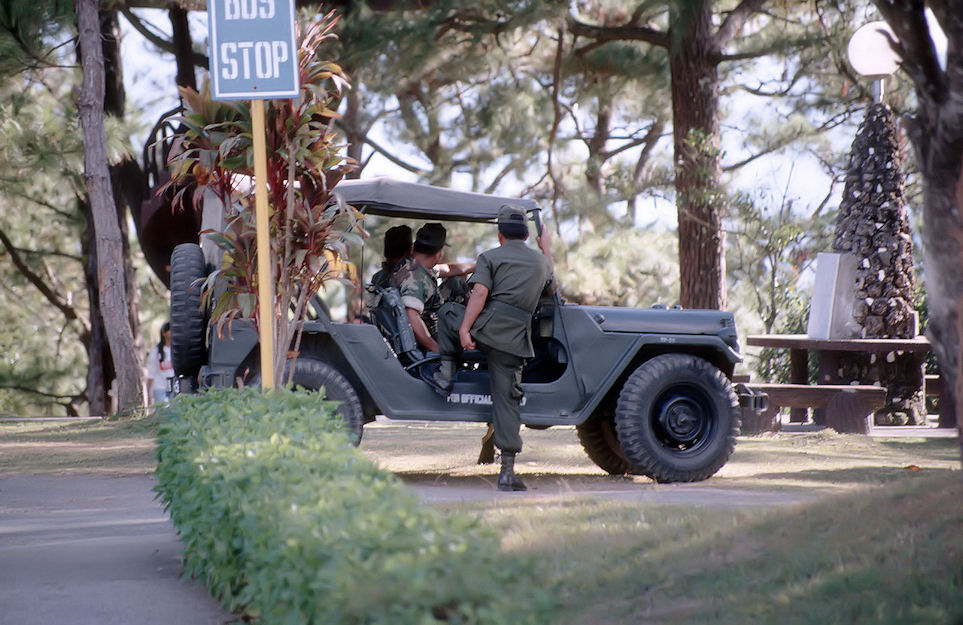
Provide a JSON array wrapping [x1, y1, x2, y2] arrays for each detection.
[[251, 101, 275, 390], [208, 0, 299, 391]]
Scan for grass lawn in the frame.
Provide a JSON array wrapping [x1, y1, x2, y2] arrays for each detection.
[[2, 413, 961, 624], [365, 422, 963, 624], [0, 414, 158, 476]]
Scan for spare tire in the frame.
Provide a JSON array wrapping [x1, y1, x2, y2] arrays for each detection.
[[169, 243, 208, 377]]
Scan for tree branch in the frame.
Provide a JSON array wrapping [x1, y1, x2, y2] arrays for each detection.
[[483, 158, 521, 195], [359, 133, 431, 177], [0, 226, 81, 327], [720, 40, 798, 62], [715, 0, 768, 48], [120, 6, 209, 69], [872, 1, 945, 106], [632, 118, 666, 182], [566, 14, 669, 48]]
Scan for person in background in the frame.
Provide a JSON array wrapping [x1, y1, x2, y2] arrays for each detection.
[[146, 321, 174, 404]]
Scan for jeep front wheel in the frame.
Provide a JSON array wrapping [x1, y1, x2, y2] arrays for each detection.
[[614, 354, 739, 483]]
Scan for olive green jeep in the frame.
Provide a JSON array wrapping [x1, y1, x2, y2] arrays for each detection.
[[169, 178, 765, 482]]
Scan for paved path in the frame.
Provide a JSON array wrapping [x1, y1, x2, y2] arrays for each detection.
[[0, 475, 229, 625]]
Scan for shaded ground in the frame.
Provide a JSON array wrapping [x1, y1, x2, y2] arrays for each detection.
[[359, 420, 960, 502]]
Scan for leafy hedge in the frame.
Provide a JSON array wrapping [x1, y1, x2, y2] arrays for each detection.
[[154, 388, 556, 624]]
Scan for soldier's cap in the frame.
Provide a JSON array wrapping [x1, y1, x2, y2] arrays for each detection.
[[383, 225, 412, 260], [497, 204, 529, 238], [497, 204, 528, 226], [414, 222, 448, 253]]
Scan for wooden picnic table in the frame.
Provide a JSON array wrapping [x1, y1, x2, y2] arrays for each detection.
[[745, 334, 932, 427]]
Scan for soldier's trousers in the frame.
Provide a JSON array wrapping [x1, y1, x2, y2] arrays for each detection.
[[436, 302, 525, 453]]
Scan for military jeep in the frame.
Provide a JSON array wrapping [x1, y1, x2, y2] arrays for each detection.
[[169, 177, 764, 483]]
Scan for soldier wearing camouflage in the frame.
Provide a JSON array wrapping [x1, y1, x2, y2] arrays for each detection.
[[392, 254, 444, 335], [391, 223, 448, 353]]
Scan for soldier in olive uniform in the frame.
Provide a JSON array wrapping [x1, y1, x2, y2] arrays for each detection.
[[434, 204, 556, 491]]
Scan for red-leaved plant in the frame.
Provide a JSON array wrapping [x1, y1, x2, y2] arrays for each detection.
[[165, 13, 363, 385]]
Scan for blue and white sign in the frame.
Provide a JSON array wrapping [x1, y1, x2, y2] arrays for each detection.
[[208, 0, 299, 100]]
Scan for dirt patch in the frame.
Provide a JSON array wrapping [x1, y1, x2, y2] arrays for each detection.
[[360, 421, 960, 505]]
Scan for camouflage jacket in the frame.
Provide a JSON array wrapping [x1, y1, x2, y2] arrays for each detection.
[[391, 256, 442, 334]]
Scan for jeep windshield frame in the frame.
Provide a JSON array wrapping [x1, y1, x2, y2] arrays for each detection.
[[333, 177, 541, 223]]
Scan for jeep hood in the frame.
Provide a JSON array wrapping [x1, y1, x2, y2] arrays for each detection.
[[577, 305, 739, 344]]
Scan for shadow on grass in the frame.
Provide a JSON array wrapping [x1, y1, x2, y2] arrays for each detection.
[[517, 473, 963, 625], [748, 465, 955, 485], [393, 470, 639, 488]]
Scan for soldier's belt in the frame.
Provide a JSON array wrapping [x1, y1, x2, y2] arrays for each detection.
[[486, 299, 533, 322]]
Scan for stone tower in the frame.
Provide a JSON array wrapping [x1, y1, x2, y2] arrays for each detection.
[[832, 103, 923, 425]]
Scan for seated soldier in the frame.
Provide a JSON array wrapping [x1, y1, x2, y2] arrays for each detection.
[[390, 223, 449, 353]]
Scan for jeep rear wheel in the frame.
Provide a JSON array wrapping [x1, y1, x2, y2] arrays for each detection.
[[576, 411, 642, 476], [614, 354, 739, 483], [169, 243, 208, 377], [256, 357, 364, 446]]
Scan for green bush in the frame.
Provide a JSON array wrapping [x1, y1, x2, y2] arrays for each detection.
[[154, 387, 556, 624]]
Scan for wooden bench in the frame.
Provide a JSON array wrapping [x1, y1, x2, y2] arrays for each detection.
[[743, 383, 887, 435]]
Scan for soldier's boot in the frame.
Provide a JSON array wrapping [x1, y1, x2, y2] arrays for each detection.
[[497, 451, 527, 491], [430, 358, 456, 395], [477, 424, 496, 464]]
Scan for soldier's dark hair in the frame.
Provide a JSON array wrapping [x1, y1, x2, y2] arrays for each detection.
[[383, 225, 412, 261]]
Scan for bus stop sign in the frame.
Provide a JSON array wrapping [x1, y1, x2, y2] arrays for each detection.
[[208, 0, 299, 100]]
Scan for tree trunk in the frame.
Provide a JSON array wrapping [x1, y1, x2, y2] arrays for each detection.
[[83, 200, 111, 416], [872, 2, 963, 455], [585, 103, 611, 195], [101, 8, 147, 372], [343, 82, 365, 178], [670, 0, 725, 310], [76, 0, 144, 414], [918, 148, 963, 442], [170, 4, 197, 91]]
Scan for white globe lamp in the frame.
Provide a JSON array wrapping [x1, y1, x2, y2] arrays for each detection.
[[847, 21, 900, 101]]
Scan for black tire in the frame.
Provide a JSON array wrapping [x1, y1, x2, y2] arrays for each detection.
[[576, 410, 643, 475], [614, 354, 739, 483], [169, 243, 208, 377], [262, 357, 365, 446]]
